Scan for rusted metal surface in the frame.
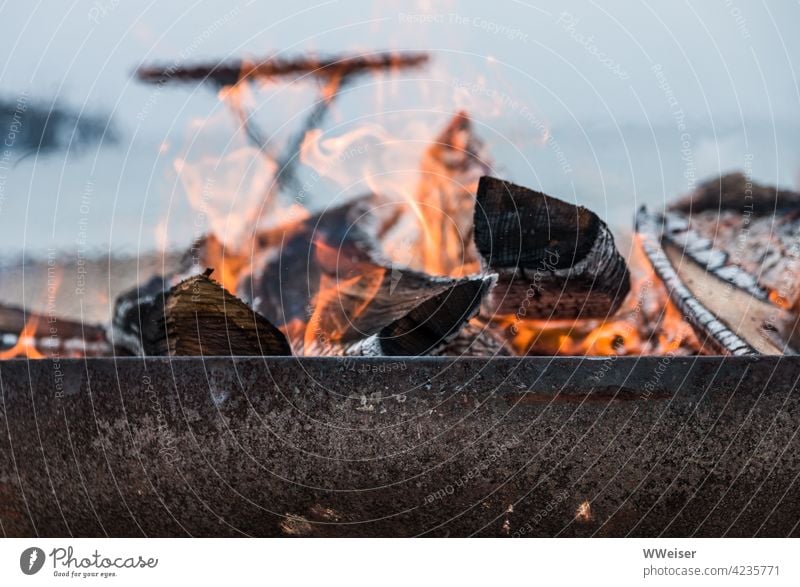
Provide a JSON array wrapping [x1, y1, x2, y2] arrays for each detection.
[[1, 356, 799, 537]]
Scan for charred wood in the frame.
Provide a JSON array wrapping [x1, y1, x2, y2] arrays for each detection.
[[663, 208, 800, 311], [111, 269, 291, 357], [241, 200, 496, 355], [474, 176, 630, 319], [315, 275, 496, 357], [635, 208, 794, 355], [433, 317, 512, 357], [239, 199, 376, 336]]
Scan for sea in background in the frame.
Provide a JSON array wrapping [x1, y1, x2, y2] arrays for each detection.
[[0, 0, 798, 318]]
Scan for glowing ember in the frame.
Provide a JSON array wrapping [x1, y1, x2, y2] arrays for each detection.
[[303, 239, 387, 353], [497, 238, 700, 356], [128, 55, 706, 358], [179, 81, 703, 357], [575, 501, 593, 523]]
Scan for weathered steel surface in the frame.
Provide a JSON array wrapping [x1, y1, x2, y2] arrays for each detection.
[[1, 356, 799, 537]]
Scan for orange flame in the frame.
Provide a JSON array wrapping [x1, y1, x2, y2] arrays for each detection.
[[303, 238, 386, 353], [157, 61, 700, 359], [1, 268, 64, 360], [499, 238, 700, 356], [0, 313, 45, 359]]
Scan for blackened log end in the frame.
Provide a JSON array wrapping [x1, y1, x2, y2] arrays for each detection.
[[474, 176, 630, 320], [474, 176, 600, 269], [377, 274, 496, 356]]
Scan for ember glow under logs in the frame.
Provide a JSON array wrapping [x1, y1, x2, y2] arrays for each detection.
[[2, 52, 798, 360]]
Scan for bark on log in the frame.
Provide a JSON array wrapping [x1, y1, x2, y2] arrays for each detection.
[[111, 269, 291, 357], [312, 274, 496, 357], [474, 176, 630, 319], [664, 204, 800, 311], [240, 200, 497, 355], [660, 212, 771, 301], [636, 207, 797, 355]]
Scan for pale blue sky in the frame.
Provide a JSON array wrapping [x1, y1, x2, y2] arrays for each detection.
[[0, 0, 798, 254]]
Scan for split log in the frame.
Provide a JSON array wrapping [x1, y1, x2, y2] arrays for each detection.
[[135, 52, 429, 87], [111, 269, 291, 357], [660, 212, 771, 301], [239, 199, 375, 335], [0, 303, 112, 358], [240, 200, 497, 355], [316, 274, 496, 357], [636, 208, 797, 355], [473, 176, 630, 319], [663, 173, 800, 310]]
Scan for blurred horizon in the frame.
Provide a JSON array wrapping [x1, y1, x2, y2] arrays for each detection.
[[1, 0, 798, 256]]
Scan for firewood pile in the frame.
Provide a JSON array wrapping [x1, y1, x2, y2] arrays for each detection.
[[2, 52, 798, 359]]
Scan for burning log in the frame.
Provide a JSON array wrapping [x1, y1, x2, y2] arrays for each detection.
[[639, 172, 800, 355], [473, 176, 631, 319], [664, 173, 800, 311], [317, 274, 496, 357], [240, 199, 373, 334], [636, 208, 797, 355], [111, 269, 291, 357], [0, 304, 112, 358], [240, 200, 497, 356], [135, 52, 430, 87]]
